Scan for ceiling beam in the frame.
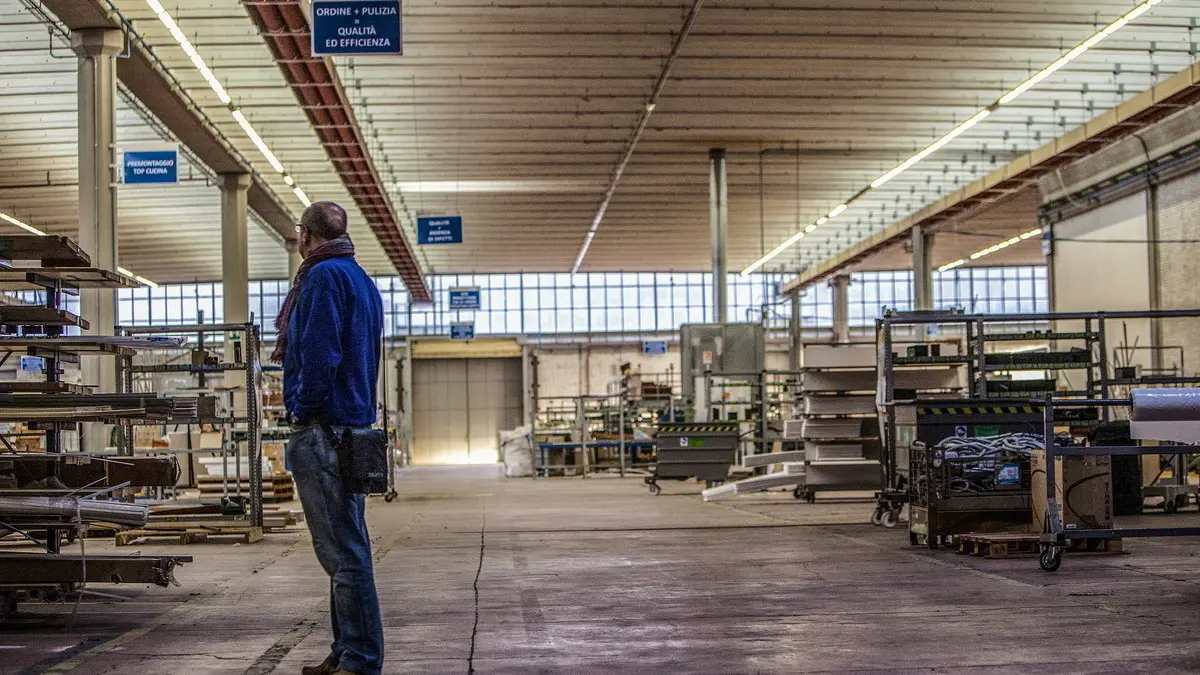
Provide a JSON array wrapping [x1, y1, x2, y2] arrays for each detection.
[[39, 0, 300, 245], [781, 61, 1200, 295], [241, 0, 431, 302]]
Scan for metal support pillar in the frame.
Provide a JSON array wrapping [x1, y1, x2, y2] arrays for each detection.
[[286, 239, 303, 283], [789, 290, 803, 370], [72, 28, 122, 453], [912, 225, 933, 311], [709, 148, 729, 324], [831, 275, 850, 344]]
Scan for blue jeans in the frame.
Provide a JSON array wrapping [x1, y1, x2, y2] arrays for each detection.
[[289, 425, 384, 675]]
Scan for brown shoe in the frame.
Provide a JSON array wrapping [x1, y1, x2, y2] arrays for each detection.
[[301, 663, 337, 675]]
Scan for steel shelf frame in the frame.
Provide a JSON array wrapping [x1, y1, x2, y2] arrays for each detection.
[[1038, 397, 1200, 572], [116, 322, 264, 527]]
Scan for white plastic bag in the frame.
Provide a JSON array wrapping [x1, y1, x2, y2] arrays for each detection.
[[499, 425, 534, 477]]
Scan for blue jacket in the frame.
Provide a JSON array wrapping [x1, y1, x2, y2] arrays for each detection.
[[283, 257, 383, 427]]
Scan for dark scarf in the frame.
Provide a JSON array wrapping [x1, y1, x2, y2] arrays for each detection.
[[271, 235, 356, 363]]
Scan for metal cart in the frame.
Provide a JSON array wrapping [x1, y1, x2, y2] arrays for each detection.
[[1038, 396, 1200, 572], [645, 421, 739, 495]]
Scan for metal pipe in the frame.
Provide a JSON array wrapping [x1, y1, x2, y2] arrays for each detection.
[[571, 0, 705, 273], [710, 148, 729, 323]]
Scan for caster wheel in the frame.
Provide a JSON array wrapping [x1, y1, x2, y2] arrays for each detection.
[[805, 489, 817, 504], [881, 509, 899, 529], [1164, 498, 1178, 514], [1039, 547, 1062, 572], [909, 531, 919, 546], [870, 507, 885, 526], [878, 506, 897, 528], [384, 491, 397, 503], [648, 483, 661, 496], [927, 535, 940, 550], [792, 487, 803, 500]]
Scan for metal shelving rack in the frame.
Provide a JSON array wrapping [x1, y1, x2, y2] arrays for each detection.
[[797, 347, 884, 506], [877, 308, 1200, 533], [699, 370, 802, 466], [0, 236, 191, 614], [531, 369, 681, 478], [1038, 396, 1200, 572], [116, 322, 264, 527]]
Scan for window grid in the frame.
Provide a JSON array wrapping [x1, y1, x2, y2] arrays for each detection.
[[107, 267, 1047, 337]]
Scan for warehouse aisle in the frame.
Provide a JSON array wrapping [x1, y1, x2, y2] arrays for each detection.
[[6, 468, 1200, 674]]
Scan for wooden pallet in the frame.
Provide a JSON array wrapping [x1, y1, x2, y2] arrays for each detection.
[[115, 524, 264, 546], [958, 532, 1123, 558]]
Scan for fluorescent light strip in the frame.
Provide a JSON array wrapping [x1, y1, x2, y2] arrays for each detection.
[[741, 0, 1164, 276], [0, 212, 46, 236], [293, 187, 312, 207], [114, 266, 160, 287], [870, 110, 992, 189], [938, 259, 966, 272], [961, 228, 1043, 263], [145, 1, 307, 208]]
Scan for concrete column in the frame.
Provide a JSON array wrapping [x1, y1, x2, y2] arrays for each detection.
[[789, 290, 803, 370], [286, 239, 303, 283], [221, 174, 251, 385], [831, 274, 850, 344], [221, 173, 251, 323], [709, 148, 728, 324], [72, 28, 122, 452], [912, 225, 933, 311]]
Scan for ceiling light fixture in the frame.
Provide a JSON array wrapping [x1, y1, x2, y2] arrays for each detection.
[[741, 0, 1165, 277], [144, 1, 311, 209], [940, 228, 1043, 270], [0, 212, 46, 236]]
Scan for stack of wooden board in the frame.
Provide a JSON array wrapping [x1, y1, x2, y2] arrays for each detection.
[[197, 473, 295, 502]]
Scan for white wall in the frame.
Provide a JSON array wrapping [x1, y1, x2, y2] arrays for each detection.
[[532, 344, 682, 400], [1052, 192, 1154, 376]]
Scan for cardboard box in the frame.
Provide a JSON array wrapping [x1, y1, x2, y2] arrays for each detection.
[[168, 430, 223, 451], [1032, 450, 1113, 532]]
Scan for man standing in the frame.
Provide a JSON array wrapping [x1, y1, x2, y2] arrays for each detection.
[[278, 202, 385, 675]]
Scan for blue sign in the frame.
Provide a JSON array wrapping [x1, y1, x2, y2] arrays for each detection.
[[449, 287, 481, 311], [450, 321, 475, 341], [312, 0, 402, 56], [417, 216, 463, 245], [643, 340, 668, 356], [123, 149, 178, 184]]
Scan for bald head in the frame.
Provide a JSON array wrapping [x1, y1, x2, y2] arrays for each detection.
[[299, 202, 348, 257]]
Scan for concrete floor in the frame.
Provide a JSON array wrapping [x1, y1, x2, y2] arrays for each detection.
[[5, 466, 1200, 674]]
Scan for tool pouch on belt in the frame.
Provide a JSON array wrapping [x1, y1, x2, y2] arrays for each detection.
[[321, 423, 389, 495]]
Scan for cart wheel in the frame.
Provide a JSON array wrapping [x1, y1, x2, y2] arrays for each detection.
[[882, 508, 901, 528], [792, 487, 804, 501], [870, 507, 885, 526], [883, 506, 902, 528], [384, 491, 397, 503], [1039, 546, 1062, 572], [648, 483, 661, 496], [909, 531, 919, 546], [927, 534, 940, 550], [1164, 498, 1178, 514]]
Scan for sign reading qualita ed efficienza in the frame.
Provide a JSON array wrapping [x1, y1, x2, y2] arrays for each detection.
[[311, 0, 402, 56]]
